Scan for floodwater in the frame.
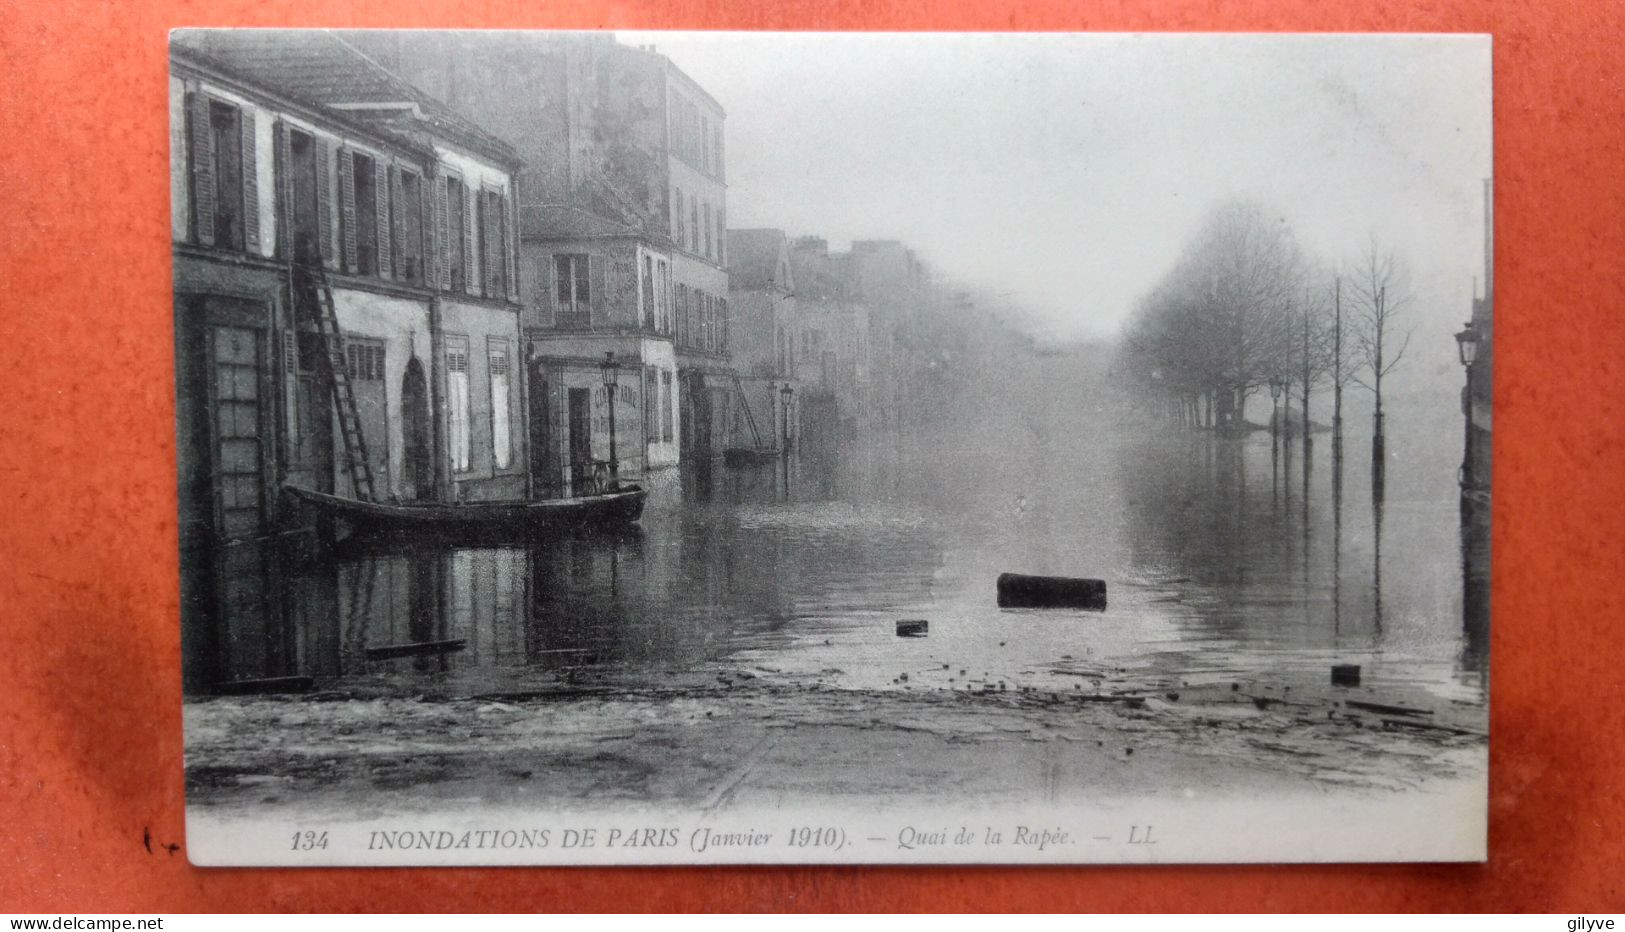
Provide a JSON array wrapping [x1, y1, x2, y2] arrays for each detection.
[[181, 361, 1490, 711]]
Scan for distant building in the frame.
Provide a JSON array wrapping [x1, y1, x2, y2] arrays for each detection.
[[788, 236, 875, 447], [170, 31, 525, 549], [727, 229, 800, 451], [353, 32, 736, 465]]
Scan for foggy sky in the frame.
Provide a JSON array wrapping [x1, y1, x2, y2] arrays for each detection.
[[619, 31, 1491, 359]]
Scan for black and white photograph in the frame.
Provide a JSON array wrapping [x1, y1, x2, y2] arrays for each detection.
[[171, 29, 1492, 865]]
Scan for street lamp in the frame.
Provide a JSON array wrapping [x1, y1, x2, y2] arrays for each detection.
[[1455, 324, 1480, 367], [600, 351, 619, 482], [779, 383, 794, 456]]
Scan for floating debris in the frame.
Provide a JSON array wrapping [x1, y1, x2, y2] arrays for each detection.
[[997, 573, 1107, 610], [1331, 664, 1362, 687], [896, 619, 929, 637]]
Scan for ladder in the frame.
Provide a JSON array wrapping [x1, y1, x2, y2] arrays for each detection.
[[295, 259, 378, 503], [732, 372, 766, 449]]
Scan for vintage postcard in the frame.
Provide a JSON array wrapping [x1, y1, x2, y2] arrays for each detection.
[[172, 30, 1491, 865]]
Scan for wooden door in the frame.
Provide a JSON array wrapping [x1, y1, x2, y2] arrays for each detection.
[[568, 387, 592, 477], [209, 325, 266, 540]]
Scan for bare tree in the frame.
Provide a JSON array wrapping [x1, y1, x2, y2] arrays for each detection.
[[1348, 242, 1414, 469], [1119, 200, 1308, 431]]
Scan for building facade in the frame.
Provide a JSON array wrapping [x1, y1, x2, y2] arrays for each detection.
[[355, 32, 737, 466], [520, 205, 680, 491], [726, 229, 799, 452], [171, 33, 525, 552]]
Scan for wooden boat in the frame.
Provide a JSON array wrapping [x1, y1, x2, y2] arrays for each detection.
[[283, 484, 646, 539]]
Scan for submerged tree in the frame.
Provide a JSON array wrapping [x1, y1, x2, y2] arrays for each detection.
[[1348, 242, 1414, 473]]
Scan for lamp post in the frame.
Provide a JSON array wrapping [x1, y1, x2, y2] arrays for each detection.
[[600, 351, 619, 482], [1455, 323, 1481, 491], [779, 383, 794, 457]]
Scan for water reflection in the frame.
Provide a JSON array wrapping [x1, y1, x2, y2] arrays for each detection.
[[183, 408, 1490, 704]]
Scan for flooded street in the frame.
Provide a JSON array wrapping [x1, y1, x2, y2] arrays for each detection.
[[184, 356, 1488, 819], [185, 363, 1488, 711]]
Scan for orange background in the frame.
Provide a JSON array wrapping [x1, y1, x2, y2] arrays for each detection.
[[1, 0, 1620, 913]]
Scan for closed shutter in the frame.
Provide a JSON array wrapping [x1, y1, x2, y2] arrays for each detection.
[[505, 193, 519, 303], [272, 121, 292, 259], [388, 165, 405, 280], [337, 147, 357, 273], [420, 170, 436, 289], [313, 136, 334, 267], [239, 104, 260, 254], [589, 254, 607, 322], [186, 91, 216, 247], [481, 189, 499, 298], [435, 174, 450, 290], [537, 255, 554, 325], [377, 162, 394, 279], [462, 179, 477, 294]]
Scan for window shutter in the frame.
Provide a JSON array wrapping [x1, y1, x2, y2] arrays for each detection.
[[388, 165, 404, 279], [537, 256, 553, 325], [376, 163, 394, 279], [481, 189, 499, 298], [239, 104, 260, 255], [272, 121, 292, 259], [462, 180, 477, 294], [186, 91, 216, 247], [313, 136, 334, 267], [420, 170, 436, 289], [337, 147, 357, 274], [505, 193, 519, 304], [435, 174, 450, 290], [589, 254, 607, 322]]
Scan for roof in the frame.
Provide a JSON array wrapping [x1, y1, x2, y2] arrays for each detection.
[[170, 29, 519, 165], [522, 204, 648, 241], [725, 229, 789, 289]]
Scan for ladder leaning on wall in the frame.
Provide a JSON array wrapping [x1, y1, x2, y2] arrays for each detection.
[[292, 256, 378, 504]]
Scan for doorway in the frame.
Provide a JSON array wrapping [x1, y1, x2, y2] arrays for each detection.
[[401, 356, 432, 500], [568, 387, 592, 491]]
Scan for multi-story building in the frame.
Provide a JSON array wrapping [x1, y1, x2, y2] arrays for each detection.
[[171, 31, 526, 552], [1459, 178, 1492, 509], [726, 229, 799, 451], [354, 32, 737, 467], [788, 236, 876, 449], [521, 204, 680, 490]]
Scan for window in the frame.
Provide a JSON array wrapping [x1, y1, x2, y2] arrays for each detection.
[[345, 342, 385, 381], [446, 178, 467, 293], [716, 207, 725, 265], [701, 116, 710, 171], [397, 170, 424, 285], [642, 254, 655, 329], [661, 370, 674, 443], [288, 130, 321, 263], [489, 339, 512, 470], [446, 336, 471, 472], [689, 194, 699, 253], [673, 186, 684, 243], [482, 189, 508, 298], [353, 152, 380, 275], [554, 254, 590, 326], [644, 366, 658, 446], [207, 101, 244, 249], [703, 203, 712, 259], [676, 284, 688, 345], [720, 297, 728, 352], [660, 261, 671, 333], [713, 124, 723, 180]]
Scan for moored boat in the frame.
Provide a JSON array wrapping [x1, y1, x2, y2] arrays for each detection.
[[283, 484, 647, 539]]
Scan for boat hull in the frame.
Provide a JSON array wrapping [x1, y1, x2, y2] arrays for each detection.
[[283, 484, 647, 540]]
